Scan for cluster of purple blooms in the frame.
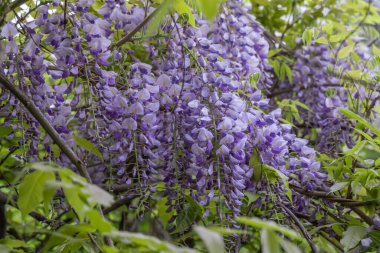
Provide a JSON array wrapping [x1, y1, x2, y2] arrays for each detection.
[[271, 42, 380, 155], [0, 0, 328, 222]]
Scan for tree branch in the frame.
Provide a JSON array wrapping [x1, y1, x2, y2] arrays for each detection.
[[279, 203, 319, 253], [102, 194, 138, 215], [0, 0, 28, 26], [291, 184, 376, 226]]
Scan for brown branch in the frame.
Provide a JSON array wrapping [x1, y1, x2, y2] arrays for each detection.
[[350, 206, 374, 225], [279, 203, 319, 253], [291, 184, 379, 207], [100, 184, 136, 194], [63, 0, 68, 28], [291, 184, 376, 226], [291, 184, 357, 202], [320, 231, 344, 252], [102, 194, 138, 215], [0, 0, 28, 26]]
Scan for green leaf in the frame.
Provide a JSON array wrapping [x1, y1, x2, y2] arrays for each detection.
[[340, 226, 367, 252], [249, 148, 262, 183], [0, 127, 12, 138], [146, 0, 171, 35], [346, 69, 363, 79], [279, 238, 302, 253], [375, 157, 380, 167], [87, 209, 113, 232], [109, 231, 196, 253], [194, 226, 225, 253], [74, 136, 102, 159], [51, 144, 60, 158], [173, 0, 195, 26], [207, 226, 244, 235], [43, 182, 58, 214], [43, 224, 96, 253], [270, 60, 281, 78], [0, 239, 28, 249], [236, 217, 302, 241], [302, 29, 313, 46], [340, 108, 380, 138], [18, 170, 55, 215], [281, 63, 293, 83], [58, 172, 87, 221], [330, 34, 344, 43], [261, 229, 280, 253], [315, 37, 329, 44], [329, 182, 348, 193], [337, 44, 354, 58], [197, 0, 222, 20], [82, 184, 114, 207], [373, 45, 380, 56]]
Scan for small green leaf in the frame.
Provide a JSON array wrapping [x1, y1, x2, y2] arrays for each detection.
[[0, 127, 12, 138], [194, 226, 225, 253], [173, 0, 195, 26], [249, 148, 262, 183], [315, 37, 329, 44], [329, 182, 348, 193], [373, 45, 380, 56], [340, 108, 380, 138], [207, 226, 244, 235], [330, 34, 344, 43], [281, 63, 293, 83], [74, 136, 102, 159], [337, 44, 354, 58], [302, 29, 313, 46]]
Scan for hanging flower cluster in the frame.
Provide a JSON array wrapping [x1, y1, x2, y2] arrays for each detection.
[[0, 0, 328, 222]]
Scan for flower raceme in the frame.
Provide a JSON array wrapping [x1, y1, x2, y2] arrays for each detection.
[[0, 0, 327, 223]]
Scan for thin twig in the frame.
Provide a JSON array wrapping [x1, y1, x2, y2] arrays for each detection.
[[334, 0, 373, 60], [0, 146, 18, 167], [102, 194, 138, 215], [110, 3, 165, 50], [279, 203, 319, 253]]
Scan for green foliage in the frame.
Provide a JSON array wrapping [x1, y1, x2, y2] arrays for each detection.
[[18, 169, 55, 215], [340, 226, 367, 252], [73, 136, 103, 159], [236, 217, 306, 252], [194, 226, 225, 253]]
